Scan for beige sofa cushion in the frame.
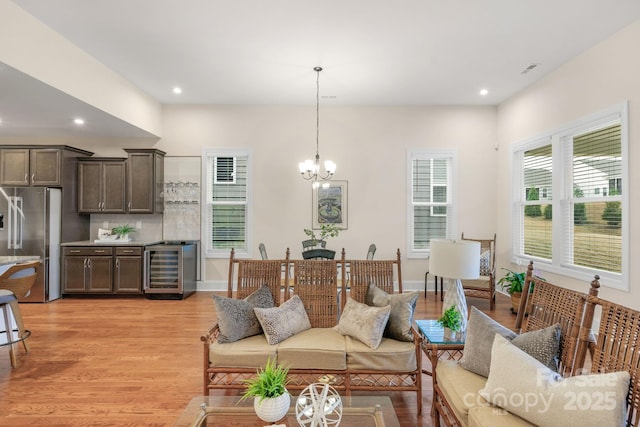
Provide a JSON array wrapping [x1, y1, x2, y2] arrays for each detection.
[[345, 336, 417, 371], [209, 334, 276, 368], [435, 360, 488, 427], [277, 328, 347, 370], [468, 407, 535, 427]]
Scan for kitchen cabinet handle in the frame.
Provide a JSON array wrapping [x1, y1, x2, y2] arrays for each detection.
[[31, 173, 35, 182], [24, 173, 28, 182], [116, 259, 120, 269], [69, 250, 81, 254], [94, 250, 105, 253], [83, 258, 88, 268]]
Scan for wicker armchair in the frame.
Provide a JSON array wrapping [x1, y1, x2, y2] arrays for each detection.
[[459, 232, 496, 310]]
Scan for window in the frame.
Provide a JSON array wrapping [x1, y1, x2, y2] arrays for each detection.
[[203, 149, 252, 258], [512, 103, 628, 290], [407, 149, 457, 258]]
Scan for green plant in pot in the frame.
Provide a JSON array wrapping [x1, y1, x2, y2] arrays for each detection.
[[437, 305, 462, 340], [111, 224, 136, 241], [302, 223, 340, 259], [241, 357, 290, 423], [497, 268, 544, 315]]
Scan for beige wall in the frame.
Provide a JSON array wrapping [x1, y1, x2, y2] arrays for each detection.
[[496, 20, 640, 305], [158, 105, 498, 288]]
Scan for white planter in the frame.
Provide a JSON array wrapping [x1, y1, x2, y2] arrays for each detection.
[[254, 392, 290, 423]]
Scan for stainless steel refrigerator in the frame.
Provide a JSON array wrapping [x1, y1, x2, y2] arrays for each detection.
[[0, 187, 68, 302]]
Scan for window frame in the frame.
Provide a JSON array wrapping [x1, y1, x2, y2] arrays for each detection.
[[202, 148, 253, 259], [406, 148, 458, 259], [511, 102, 628, 290]]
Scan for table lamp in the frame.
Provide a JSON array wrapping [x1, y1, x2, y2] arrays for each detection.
[[429, 239, 481, 333]]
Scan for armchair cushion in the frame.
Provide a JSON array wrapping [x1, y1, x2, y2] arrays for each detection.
[[254, 294, 311, 345], [479, 250, 492, 276], [212, 284, 275, 343], [366, 283, 419, 341]]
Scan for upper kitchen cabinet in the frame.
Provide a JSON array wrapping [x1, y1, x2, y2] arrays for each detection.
[[77, 158, 127, 214], [0, 146, 92, 186], [124, 149, 165, 214]]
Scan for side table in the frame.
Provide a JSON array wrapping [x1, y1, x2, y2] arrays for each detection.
[[416, 319, 465, 416]]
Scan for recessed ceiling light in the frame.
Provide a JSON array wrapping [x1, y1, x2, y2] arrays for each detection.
[[479, 89, 489, 96], [172, 87, 182, 95], [73, 118, 85, 125]]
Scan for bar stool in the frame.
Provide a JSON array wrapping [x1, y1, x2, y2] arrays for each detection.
[[0, 261, 39, 367]]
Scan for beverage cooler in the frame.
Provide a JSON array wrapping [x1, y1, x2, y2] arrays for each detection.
[[143, 241, 197, 299]]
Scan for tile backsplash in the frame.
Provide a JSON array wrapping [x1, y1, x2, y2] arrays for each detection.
[[90, 214, 163, 242]]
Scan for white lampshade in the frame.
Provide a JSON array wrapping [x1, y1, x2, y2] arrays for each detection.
[[429, 239, 481, 280]]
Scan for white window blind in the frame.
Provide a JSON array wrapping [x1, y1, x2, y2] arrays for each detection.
[[407, 150, 456, 258], [203, 149, 251, 258], [512, 103, 627, 290], [565, 123, 622, 273]]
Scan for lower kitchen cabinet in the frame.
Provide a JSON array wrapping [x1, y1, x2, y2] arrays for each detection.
[[114, 247, 143, 294], [63, 246, 142, 295]]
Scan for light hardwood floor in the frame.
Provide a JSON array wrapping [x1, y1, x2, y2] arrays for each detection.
[[0, 290, 518, 426]]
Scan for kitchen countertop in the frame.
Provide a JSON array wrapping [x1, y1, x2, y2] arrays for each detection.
[[0, 255, 41, 267], [61, 240, 163, 247]]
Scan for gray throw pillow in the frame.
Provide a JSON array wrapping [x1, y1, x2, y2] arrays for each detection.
[[336, 297, 391, 349], [459, 306, 517, 377], [459, 306, 562, 377], [366, 283, 419, 342], [212, 284, 275, 344], [254, 294, 311, 345]]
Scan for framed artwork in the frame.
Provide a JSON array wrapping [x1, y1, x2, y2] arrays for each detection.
[[312, 181, 348, 229]]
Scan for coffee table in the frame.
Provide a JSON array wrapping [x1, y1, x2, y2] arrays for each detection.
[[175, 395, 400, 427]]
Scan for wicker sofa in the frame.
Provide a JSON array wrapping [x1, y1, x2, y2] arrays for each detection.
[[201, 248, 424, 414], [432, 261, 640, 427]]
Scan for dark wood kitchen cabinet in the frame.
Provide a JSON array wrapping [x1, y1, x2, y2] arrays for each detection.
[[124, 149, 165, 214], [77, 158, 127, 213], [0, 146, 92, 186], [62, 247, 114, 293], [63, 245, 143, 295], [114, 247, 143, 294]]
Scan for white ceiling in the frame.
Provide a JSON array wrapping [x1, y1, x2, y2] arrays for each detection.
[[3, 0, 640, 137]]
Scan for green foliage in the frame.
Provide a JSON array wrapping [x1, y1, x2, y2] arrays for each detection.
[[573, 186, 587, 225], [111, 224, 136, 236], [524, 188, 542, 217], [497, 268, 545, 295], [437, 305, 462, 332], [602, 201, 621, 228], [241, 357, 289, 402], [303, 223, 341, 243], [543, 204, 552, 220]]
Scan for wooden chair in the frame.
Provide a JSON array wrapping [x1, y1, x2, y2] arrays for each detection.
[[347, 249, 402, 306], [366, 243, 376, 260], [0, 261, 40, 367], [227, 249, 288, 305], [459, 232, 496, 310], [288, 259, 341, 328], [586, 295, 640, 426]]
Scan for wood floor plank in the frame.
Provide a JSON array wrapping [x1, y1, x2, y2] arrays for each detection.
[[0, 290, 517, 426]]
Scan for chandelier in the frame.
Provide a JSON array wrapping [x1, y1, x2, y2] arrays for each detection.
[[298, 66, 336, 188]]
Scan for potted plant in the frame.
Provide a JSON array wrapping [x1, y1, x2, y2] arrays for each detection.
[[437, 305, 463, 340], [111, 224, 136, 241], [302, 223, 340, 259], [241, 357, 290, 423], [497, 268, 543, 314]]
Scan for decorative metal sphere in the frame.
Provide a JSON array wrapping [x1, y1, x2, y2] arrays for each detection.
[[295, 383, 342, 426]]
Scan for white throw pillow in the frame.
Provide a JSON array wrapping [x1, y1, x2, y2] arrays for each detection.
[[479, 334, 630, 427]]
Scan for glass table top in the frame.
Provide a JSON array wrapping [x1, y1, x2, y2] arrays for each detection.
[[416, 319, 465, 345]]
